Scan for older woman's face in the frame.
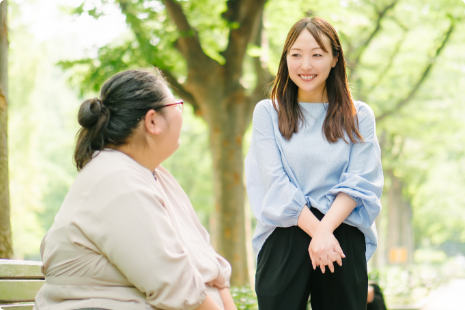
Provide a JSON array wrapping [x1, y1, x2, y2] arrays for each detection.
[[286, 29, 338, 102], [147, 86, 184, 163], [160, 89, 184, 154]]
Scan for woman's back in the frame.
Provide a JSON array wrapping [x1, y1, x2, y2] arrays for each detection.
[[36, 149, 230, 310]]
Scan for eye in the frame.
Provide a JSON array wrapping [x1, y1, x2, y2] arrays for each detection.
[[291, 54, 301, 57], [314, 54, 322, 57]]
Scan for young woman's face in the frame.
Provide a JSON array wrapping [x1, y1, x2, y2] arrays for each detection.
[[286, 29, 338, 102]]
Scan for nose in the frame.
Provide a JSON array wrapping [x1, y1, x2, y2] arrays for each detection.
[[301, 56, 313, 70]]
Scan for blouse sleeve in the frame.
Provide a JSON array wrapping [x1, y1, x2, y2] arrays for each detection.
[[245, 101, 307, 228], [81, 172, 207, 310], [326, 103, 384, 229], [182, 188, 232, 290]]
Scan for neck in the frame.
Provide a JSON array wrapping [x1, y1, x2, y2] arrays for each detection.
[[298, 85, 328, 103], [113, 142, 162, 173]]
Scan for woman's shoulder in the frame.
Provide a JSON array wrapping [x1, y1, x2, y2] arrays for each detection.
[[253, 99, 278, 120], [79, 149, 155, 191], [353, 100, 376, 126], [352, 101, 377, 142]]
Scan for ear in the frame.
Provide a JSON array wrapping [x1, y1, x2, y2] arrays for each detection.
[[332, 54, 338, 68], [144, 109, 164, 136]]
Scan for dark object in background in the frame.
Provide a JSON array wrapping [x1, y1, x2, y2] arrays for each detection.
[[367, 283, 387, 310]]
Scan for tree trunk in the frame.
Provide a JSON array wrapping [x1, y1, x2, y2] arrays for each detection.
[[0, 0, 12, 259], [206, 92, 250, 285], [386, 170, 414, 265]]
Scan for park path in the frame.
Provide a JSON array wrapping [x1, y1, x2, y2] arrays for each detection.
[[421, 278, 465, 310]]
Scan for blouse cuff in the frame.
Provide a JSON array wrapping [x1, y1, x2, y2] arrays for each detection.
[[347, 193, 363, 207], [327, 187, 364, 207], [292, 193, 308, 226]]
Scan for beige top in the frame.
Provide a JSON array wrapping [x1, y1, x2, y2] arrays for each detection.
[[34, 149, 231, 310]]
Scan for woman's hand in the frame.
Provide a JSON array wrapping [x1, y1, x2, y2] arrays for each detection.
[[309, 227, 345, 273]]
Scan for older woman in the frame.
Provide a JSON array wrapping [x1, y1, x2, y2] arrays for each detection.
[[34, 69, 235, 310]]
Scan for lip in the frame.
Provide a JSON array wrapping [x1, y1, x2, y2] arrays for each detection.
[[298, 74, 317, 82]]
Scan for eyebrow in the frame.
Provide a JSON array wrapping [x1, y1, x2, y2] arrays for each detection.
[[289, 47, 323, 51]]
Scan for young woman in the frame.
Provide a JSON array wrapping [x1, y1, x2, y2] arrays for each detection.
[[34, 69, 236, 310], [245, 17, 384, 310]]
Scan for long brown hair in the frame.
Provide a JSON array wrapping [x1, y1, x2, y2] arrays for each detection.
[[271, 17, 363, 143]]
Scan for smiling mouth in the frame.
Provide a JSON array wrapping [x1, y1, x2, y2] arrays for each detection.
[[299, 74, 317, 81]]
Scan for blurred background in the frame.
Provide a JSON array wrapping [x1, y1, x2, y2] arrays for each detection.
[[1, 0, 465, 309]]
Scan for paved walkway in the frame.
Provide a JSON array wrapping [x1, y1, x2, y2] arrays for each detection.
[[421, 278, 465, 310]]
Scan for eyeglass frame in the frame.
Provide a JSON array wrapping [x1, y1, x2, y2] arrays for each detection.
[[137, 99, 184, 122]]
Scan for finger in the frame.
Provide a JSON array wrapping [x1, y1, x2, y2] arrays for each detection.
[[328, 260, 335, 273], [319, 257, 326, 274], [310, 248, 316, 270], [334, 244, 345, 258], [333, 243, 346, 258], [329, 251, 342, 268], [310, 250, 316, 270], [335, 253, 343, 267]]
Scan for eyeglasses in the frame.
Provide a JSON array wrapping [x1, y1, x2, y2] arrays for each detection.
[[137, 99, 184, 122], [160, 99, 184, 112]]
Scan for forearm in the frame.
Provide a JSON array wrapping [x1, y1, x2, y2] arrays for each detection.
[[194, 294, 223, 310], [297, 205, 320, 237], [219, 288, 237, 310], [318, 192, 356, 233]]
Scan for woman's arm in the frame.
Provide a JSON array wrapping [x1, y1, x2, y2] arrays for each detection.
[[85, 179, 208, 310], [309, 193, 355, 272], [312, 103, 384, 272], [194, 294, 224, 310], [297, 205, 320, 237], [318, 193, 357, 232], [246, 102, 307, 228], [218, 288, 237, 310]]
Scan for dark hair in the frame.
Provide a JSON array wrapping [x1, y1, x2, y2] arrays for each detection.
[[74, 68, 168, 170], [270, 17, 363, 143]]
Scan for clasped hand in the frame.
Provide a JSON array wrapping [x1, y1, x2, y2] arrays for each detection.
[[309, 227, 345, 274]]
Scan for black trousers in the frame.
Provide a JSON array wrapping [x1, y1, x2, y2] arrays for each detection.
[[256, 208, 368, 310]]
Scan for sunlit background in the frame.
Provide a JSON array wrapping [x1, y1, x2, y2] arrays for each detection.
[[7, 0, 465, 309]]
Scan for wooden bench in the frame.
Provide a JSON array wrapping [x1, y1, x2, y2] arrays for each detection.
[[0, 259, 44, 310]]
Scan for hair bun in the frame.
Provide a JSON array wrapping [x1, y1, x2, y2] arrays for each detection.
[[78, 98, 103, 128]]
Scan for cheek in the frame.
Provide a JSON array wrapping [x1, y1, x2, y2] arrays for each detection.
[[286, 58, 299, 75], [316, 59, 333, 74], [173, 112, 183, 138]]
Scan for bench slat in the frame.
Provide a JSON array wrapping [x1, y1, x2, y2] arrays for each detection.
[[0, 280, 44, 302], [0, 260, 43, 279], [0, 303, 34, 310]]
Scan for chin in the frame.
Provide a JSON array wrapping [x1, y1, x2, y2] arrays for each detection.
[[171, 141, 181, 153]]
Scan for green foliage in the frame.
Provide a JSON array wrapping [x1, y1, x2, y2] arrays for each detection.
[[369, 261, 458, 306], [231, 286, 258, 310], [8, 11, 80, 258], [162, 104, 214, 227]]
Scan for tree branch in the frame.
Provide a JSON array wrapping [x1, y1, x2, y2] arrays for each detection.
[[370, 28, 407, 90], [162, 0, 211, 67], [161, 69, 200, 112], [376, 19, 456, 122], [245, 10, 273, 121], [351, 0, 398, 67], [221, 0, 268, 83], [338, 30, 354, 56], [117, 0, 199, 112]]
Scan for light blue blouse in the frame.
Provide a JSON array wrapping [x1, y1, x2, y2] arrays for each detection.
[[245, 99, 384, 262]]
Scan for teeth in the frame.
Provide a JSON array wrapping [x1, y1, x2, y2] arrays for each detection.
[[300, 75, 316, 80]]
